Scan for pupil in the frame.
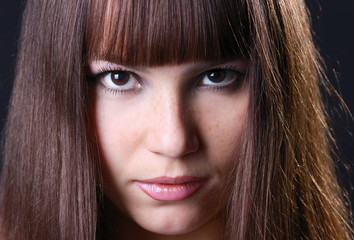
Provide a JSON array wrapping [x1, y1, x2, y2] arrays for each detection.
[[208, 70, 226, 83]]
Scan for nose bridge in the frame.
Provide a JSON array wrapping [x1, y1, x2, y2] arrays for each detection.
[[163, 92, 183, 132], [147, 89, 198, 158]]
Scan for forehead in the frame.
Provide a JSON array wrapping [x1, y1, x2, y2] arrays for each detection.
[[85, 0, 250, 67]]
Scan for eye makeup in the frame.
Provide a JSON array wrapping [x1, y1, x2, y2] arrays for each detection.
[[88, 60, 248, 96]]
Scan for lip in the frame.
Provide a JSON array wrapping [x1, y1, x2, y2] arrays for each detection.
[[135, 176, 207, 201]]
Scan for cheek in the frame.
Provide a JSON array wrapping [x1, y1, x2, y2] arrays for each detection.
[[94, 98, 144, 187], [94, 97, 143, 158], [196, 93, 248, 164]]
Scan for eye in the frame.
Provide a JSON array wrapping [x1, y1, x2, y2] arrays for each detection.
[[95, 70, 142, 93], [198, 69, 244, 88]]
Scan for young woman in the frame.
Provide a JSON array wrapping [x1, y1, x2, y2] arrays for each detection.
[[0, 0, 351, 239]]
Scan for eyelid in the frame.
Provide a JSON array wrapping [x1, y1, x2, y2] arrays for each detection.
[[207, 64, 246, 73], [199, 60, 247, 72], [90, 66, 143, 95], [196, 63, 247, 78], [90, 62, 145, 85], [89, 62, 146, 84], [89, 60, 147, 75], [88, 60, 248, 93], [93, 65, 136, 77], [196, 67, 246, 88]]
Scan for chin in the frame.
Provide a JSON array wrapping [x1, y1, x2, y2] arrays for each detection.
[[137, 218, 198, 235], [129, 203, 221, 237]]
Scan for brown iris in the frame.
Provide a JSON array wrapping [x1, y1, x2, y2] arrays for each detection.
[[206, 70, 227, 83], [111, 71, 130, 86]]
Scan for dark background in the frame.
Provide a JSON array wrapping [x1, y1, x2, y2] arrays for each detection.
[[0, 1, 353, 205]]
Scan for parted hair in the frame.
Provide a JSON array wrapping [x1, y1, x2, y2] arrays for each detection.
[[0, 0, 351, 239]]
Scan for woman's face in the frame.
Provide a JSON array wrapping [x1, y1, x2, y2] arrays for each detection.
[[91, 59, 249, 236]]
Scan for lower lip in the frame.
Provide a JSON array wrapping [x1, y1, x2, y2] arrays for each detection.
[[135, 180, 206, 201]]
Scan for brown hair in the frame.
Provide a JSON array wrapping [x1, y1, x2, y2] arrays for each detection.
[[0, 0, 351, 239]]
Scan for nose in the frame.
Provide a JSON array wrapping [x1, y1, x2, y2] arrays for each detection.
[[146, 92, 199, 158]]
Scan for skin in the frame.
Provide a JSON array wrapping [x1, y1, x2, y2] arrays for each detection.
[[90, 59, 250, 240]]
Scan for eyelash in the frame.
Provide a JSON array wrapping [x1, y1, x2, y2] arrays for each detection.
[[92, 66, 142, 95], [90, 66, 246, 95], [196, 66, 245, 92]]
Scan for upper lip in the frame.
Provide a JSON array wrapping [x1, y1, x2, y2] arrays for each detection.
[[136, 176, 207, 184]]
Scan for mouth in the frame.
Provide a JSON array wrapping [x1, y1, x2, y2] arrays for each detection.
[[135, 176, 208, 201]]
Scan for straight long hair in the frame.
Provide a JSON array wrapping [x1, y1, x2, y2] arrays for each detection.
[[0, 0, 351, 239]]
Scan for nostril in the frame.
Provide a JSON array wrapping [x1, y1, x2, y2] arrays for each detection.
[[189, 135, 200, 153]]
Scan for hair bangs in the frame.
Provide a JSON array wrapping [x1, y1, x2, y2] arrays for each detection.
[[86, 0, 250, 66]]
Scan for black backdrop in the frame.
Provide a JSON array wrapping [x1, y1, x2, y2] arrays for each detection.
[[0, 0, 353, 206]]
